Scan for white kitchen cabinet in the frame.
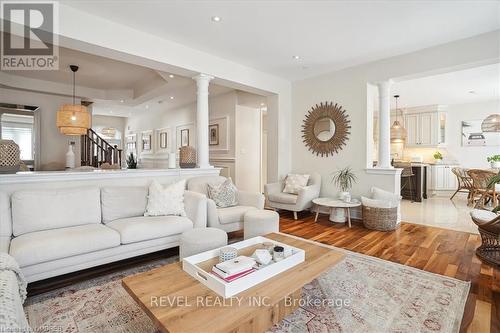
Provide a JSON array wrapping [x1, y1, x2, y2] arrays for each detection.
[[403, 106, 447, 148], [428, 165, 458, 195]]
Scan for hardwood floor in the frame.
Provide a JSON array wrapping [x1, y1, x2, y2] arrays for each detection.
[[278, 211, 499, 333]]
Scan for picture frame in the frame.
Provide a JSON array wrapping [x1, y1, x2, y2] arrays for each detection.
[[126, 134, 137, 155], [181, 129, 190, 147], [209, 124, 219, 146], [176, 123, 195, 152], [209, 116, 230, 152], [140, 130, 154, 155], [155, 127, 172, 155]]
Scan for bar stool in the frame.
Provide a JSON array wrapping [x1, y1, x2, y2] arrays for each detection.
[[394, 161, 416, 202]]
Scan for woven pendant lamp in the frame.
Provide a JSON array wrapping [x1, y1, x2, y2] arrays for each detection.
[[390, 95, 406, 143], [481, 114, 500, 132], [56, 65, 90, 135]]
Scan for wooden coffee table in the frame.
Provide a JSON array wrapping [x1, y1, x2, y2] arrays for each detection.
[[122, 233, 344, 333]]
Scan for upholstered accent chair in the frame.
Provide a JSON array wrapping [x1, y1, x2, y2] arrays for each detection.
[[186, 176, 265, 232], [265, 173, 321, 219]]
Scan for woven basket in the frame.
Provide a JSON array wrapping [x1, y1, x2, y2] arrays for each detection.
[[179, 146, 196, 168], [362, 205, 399, 231], [0, 140, 20, 174]]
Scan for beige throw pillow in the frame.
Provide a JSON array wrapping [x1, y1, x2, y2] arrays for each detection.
[[208, 178, 238, 208], [283, 174, 310, 194]]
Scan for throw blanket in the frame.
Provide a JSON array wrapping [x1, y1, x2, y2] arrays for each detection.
[[0, 252, 27, 302]]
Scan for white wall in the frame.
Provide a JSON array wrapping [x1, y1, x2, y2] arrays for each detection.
[[0, 87, 82, 170], [235, 105, 262, 192], [125, 92, 238, 173], [401, 100, 500, 168], [92, 115, 127, 149], [291, 32, 499, 199]]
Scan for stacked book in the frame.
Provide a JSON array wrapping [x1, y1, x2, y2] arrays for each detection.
[[211, 256, 256, 282]]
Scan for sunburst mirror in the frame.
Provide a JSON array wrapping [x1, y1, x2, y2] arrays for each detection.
[[301, 102, 351, 157]]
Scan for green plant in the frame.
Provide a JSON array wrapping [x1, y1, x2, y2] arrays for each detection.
[[126, 153, 137, 169], [487, 154, 500, 163], [433, 151, 443, 160], [331, 167, 357, 192]]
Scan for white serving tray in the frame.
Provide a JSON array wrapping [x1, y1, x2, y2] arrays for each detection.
[[182, 236, 305, 298]]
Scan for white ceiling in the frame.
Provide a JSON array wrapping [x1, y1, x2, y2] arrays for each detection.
[[64, 1, 500, 81], [4, 47, 164, 91], [392, 63, 500, 108], [2, 46, 236, 117]]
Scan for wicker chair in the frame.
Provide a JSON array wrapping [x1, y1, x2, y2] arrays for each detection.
[[470, 209, 500, 266], [362, 205, 399, 231], [450, 167, 473, 201], [467, 169, 498, 208], [394, 161, 415, 202]]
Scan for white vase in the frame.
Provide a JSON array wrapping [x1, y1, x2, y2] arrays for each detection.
[[340, 191, 351, 203], [168, 152, 176, 169], [65, 143, 75, 169]]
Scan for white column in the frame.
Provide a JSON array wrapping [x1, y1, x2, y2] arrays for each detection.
[[377, 80, 393, 168], [193, 73, 214, 168]]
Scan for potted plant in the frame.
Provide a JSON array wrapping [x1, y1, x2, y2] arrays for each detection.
[[126, 153, 137, 169], [331, 167, 357, 202], [487, 155, 500, 169], [433, 151, 443, 164]]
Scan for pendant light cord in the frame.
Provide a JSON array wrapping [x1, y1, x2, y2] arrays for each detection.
[[72, 70, 75, 105]]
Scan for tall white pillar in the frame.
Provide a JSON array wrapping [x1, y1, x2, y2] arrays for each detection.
[[193, 73, 214, 168], [377, 80, 393, 168]]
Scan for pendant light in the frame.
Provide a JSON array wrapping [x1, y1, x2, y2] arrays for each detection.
[[481, 114, 500, 132], [390, 95, 406, 143], [56, 65, 90, 135]]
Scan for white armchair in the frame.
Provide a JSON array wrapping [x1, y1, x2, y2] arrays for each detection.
[[265, 173, 321, 219], [186, 176, 265, 232]]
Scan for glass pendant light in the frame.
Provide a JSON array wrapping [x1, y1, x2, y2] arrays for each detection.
[[56, 65, 91, 135], [390, 95, 406, 143]]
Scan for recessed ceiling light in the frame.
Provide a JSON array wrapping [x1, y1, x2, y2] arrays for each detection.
[[145, 105, 149, 109], [260, 102, 265, 106], [211, 16, 221, 22], [169, 74, 174, 78], [120, 99, 124, 103], [169, 96, 175, 100], [292, 55, 300, 60]]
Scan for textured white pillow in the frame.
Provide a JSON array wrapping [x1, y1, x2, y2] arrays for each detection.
[[283, 174, 310, 194], [371, 187, 402, 221], [144, 180, 186, 217], [361, 196, 397, 209]]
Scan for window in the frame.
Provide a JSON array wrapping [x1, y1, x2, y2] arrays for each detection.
[[1, 113, 35, 161]]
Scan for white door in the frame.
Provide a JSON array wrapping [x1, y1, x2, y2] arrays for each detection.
[[235, 106, 261, 192]]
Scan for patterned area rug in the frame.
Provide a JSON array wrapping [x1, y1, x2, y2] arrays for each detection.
[[25, 241, 469, 333]]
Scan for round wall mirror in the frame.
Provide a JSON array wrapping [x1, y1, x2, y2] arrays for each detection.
[[313, 117, 336, 141], [302, 102, 351, 157]]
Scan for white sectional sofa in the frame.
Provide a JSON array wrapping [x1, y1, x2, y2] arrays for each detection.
[[0, 186, 207, 282]]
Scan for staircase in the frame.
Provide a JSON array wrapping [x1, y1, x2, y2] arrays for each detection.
[[80, 128, 122, 167]]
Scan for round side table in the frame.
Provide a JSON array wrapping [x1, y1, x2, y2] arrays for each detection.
[[312, 197, 361, 228]]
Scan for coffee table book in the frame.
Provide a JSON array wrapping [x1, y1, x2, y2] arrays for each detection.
[[183, 236, 305, 298]]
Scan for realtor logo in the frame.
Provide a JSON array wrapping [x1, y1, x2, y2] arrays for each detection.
[[1, 1, 59, 70]]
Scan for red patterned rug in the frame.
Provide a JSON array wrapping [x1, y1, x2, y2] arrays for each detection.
[[25, 240, 469, 333]]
